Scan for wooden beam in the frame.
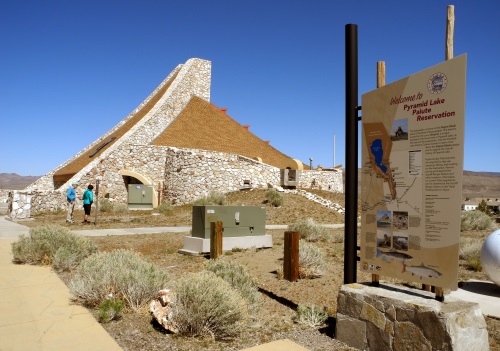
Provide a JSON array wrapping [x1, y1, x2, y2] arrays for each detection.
[[446, 5, 455, 61]]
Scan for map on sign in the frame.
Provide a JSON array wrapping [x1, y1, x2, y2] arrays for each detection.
[[362, 121, 422, 215], [359, 55, 467, 290]]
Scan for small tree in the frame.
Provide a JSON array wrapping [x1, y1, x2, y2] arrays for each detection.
[[477, 199, 492, 216]]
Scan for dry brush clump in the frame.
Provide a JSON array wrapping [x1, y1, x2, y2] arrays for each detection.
[[11, 224, 98, 272], [461, 210, 495, 231], [299, 239, 326, 278], [170, 271, 248, 339], [205, 258, 261, 311], [193, 191, 227, 206], [288, 218, 329, 242], [294, 304, 328, 327], [459, 236, 483, 271], [265, 189, 284, 207], [68, 249, 169, 310]]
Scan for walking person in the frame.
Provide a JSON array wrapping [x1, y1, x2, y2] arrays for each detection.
[[66, 181, 78, 223], [82, 184, 94, 224]]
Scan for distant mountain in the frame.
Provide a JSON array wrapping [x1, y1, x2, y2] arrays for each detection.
[[344, 169, 500, 198], [462, 171, 500, 198], [0, 173, 40, 190]]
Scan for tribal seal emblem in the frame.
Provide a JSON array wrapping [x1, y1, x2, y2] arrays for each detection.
[[427, 72, 447, 94]]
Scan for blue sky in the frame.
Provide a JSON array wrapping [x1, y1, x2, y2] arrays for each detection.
[[1, 0, 498, 176]]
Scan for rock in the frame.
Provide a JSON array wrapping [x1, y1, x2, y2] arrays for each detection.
[[150, 289, 178, 333], [336, 283, 489, 351]]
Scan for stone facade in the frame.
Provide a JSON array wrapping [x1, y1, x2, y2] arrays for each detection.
[[336, 283, 489, 351], [7, 145, 343, 218]]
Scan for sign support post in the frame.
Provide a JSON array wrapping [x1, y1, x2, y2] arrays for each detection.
[[344, 23, 359, 284]]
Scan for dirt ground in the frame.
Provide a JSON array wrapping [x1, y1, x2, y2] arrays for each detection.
[[22, 189, 500, 350]]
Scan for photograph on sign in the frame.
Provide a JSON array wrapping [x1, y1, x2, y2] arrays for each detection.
[[360, 54, 467, 289]]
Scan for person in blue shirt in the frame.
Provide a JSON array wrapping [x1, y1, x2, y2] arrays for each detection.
[[66, 181, 78, 223], [82, 184, 94, 224]]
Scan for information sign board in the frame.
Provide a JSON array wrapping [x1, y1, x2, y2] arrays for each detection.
[[360, 55, 467, 289]]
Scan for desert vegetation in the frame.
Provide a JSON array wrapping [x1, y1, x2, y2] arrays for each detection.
[[10, 189, 500, 350]]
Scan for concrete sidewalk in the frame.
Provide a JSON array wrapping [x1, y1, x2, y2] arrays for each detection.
[[0, 237, 123, 351]]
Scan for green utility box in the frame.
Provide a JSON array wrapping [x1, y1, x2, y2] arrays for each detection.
[[192, 206, 266, 239], [128, 184, 153, 209]]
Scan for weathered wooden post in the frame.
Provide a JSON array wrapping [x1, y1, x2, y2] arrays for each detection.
[[210, 221, 223, 259], [284, 231, 300, 282], [93, 179, 99, 226]]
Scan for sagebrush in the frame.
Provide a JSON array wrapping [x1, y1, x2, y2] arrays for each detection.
[[461, 210, 494, 231], [113, 203, 129, 214], [288, 218, 329, 242], [193, 191, 226, 206], [298, 239, 326, 278], [205, 258, 261, 310], [171, 271, 247, 339], [265, 189, 284, 207], [99, 198, 114, 212], [459, 237, 483, 271], [11, 225, 98, 272], [68, 249, 169, 310]]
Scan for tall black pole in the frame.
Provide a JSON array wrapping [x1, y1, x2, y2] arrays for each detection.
[[344, 24, 358, 284]]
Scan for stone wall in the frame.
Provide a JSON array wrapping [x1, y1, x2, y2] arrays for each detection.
[[336, 283, 489, 351], [7, 145, 344, 218], [298, 169, 343, 193], [7, 190, 67, 220], [163, 147, 280, 204]]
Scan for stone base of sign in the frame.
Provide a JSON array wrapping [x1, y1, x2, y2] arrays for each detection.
[[178, 234, 273, 255], [335, 283, 489, 351]]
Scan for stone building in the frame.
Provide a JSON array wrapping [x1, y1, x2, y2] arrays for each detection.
[[8, 58, 342, 219]]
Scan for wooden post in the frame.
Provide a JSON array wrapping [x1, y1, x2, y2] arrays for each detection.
[[210, 221, 223, 259], [93, 180, 99, 226], [284, 231, 300, 282], [428, 5, 454, 301], [446, 5, 454, 61], [371, 61, 386, 287], [435, 287, 444, 302]]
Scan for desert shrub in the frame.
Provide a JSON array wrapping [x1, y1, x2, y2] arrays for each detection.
[[205, 259, 260, 310], [99, 199, 114, 212], [288, 218, 329, 242], [155, 202, 172, 213], [467, 257, 482, 272], [275, 266, 284, 280], [11, 225, 98, 272], [477, 199, 492, 216], [294, 304, 328, 327], [193, 191, 226, 206], [298, 239, 326, 278], [113, 203, 129, 214], [461, 210, 495, 231], [69, 249, 169, 310], [171, 271, 247, 339], [51, 206, 64, 214], [459, 237, 483, 271], [331, 231, 344, 243], [265, 189, 284, 207], [98, 298, 125, 323]]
